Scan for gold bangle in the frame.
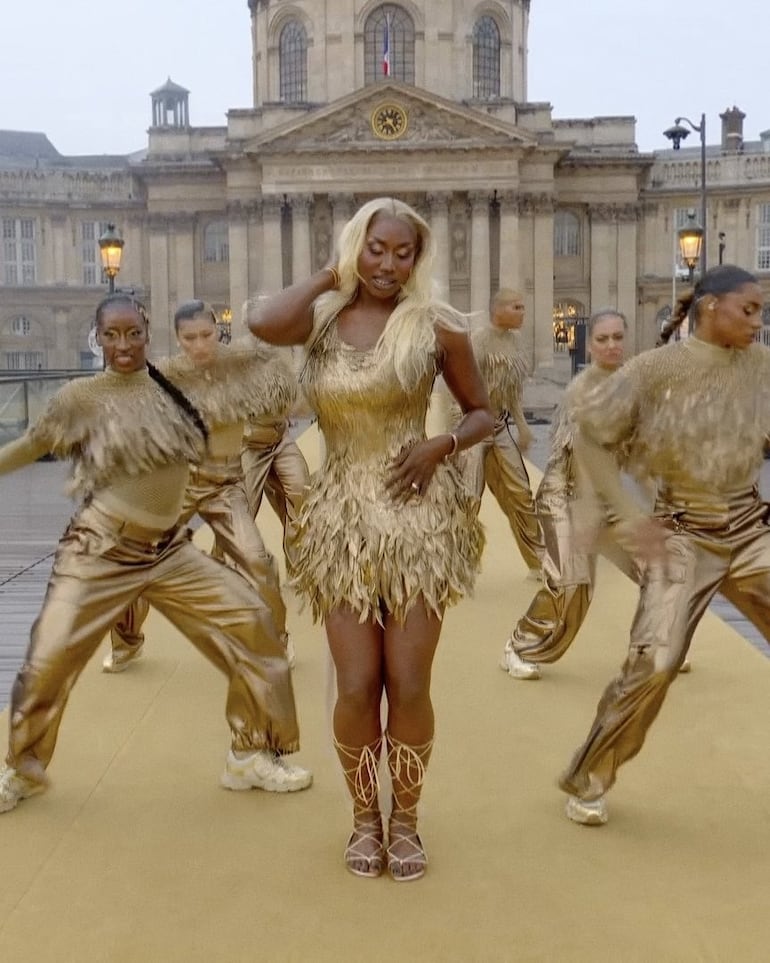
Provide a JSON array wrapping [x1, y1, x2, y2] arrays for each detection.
[[324, 266, 340, 289]]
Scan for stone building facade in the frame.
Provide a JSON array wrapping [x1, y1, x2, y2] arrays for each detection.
[[1, 0, 769, 371]]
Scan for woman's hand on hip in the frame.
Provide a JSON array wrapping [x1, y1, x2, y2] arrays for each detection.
[[385, 438, 448, 501]]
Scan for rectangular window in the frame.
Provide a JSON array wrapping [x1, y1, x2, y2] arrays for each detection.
[[82, 220, 110, 286], [757, 203, 770, 272], [5, 351, 44, 370], [2, 218, 37, 285]]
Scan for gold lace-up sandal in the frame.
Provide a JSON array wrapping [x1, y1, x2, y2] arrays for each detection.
[[334, 737, 384, 878], [385, 733, 433, 883]]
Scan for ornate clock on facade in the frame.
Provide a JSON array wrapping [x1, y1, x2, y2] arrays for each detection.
[[371, 102, 408, 140]]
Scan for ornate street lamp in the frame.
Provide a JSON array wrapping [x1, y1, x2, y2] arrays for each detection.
[[664, 114, 707, 271], [678, 211, 704, 282], [98, 224, 125, 294], [217, 307, 232, 344]]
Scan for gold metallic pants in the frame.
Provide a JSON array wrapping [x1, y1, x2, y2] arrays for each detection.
[[560, 488, 770, 801], [8, 502, 300, 785], [513, 468, 635, 664], [241, 429, 310, 569], [465, 421, 543, 571], [112, 461, 287, 663]]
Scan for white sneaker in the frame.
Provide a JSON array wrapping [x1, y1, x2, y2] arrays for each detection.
[[499, 638, 541, 680], [565, 794, 608, 826], [0, 765, 46, 813], [220, 749, 313, 793], [102, 646, 143, 673]]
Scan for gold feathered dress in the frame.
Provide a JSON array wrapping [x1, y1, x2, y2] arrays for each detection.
[[0, 363, 302, 788], [458, 324, 543, 573], [560, 337, 770, 802], [291, 321, 484, 625]]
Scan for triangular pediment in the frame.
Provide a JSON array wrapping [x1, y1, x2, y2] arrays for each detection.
[[244, 83, 537, 155]]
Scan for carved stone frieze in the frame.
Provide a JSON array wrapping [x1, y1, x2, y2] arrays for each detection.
[[518, 193, 554, 216], [590, 202, 639, 223]]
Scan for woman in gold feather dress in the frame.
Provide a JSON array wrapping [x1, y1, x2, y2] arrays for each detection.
[[249, 197, 493, 881]]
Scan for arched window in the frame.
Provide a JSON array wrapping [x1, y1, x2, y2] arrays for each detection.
[[554, 210, 581, 257], [203, 221, 229, 263], [279, 19, 308, 103], [364, 4, 415, 85], [472, 16, 500, 100]]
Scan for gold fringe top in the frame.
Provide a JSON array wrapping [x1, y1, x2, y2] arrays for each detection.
[[160, 338, 295, 430], [548, 364, 618, 465], [27, 369, 205, 497], [471, 325, 530, 416], [575, 338, 770, 492]]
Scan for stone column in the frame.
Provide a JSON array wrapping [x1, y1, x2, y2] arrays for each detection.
[[172, 214, 195, 306], [261, 195, 284, 294], [469, 191, 491, 315], [524, 193, 555, 369], [51, 216, 66, 284], [616, 204, 639, 351], [148, 216, 172, 356], [290, 194, 313, 283], [227, 203, 249, 321], [246, 201, 263, 296], [497, 190, 521, 291], [589, 203, 614, 315], [426, 191, 451, 298], [330, 192, 356, 250]]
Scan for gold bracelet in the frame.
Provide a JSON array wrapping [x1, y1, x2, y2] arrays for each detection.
[[324, 266, 340, 289]]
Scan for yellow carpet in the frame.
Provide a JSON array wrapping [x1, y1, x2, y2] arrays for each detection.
[[2, 425, 770, 962]]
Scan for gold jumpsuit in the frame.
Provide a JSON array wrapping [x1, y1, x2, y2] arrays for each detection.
[[457, 325, 543, 572], [292, 322, 484, 625], [1, 368, 301, 788], [560, 337, 770, 801], [240, 347, 311, 572], [111, 341, 295, 666], [512, 364, 634, 662]]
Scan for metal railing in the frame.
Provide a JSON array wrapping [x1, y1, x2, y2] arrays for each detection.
[[0, 370, 96, 443]]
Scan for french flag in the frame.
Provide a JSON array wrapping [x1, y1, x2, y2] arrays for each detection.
[[382, 14, 391, 76]]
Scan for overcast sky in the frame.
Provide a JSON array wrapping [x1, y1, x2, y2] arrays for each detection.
[[1, 1, 765, 156]]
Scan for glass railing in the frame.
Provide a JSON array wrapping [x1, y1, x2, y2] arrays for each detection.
[[0, 371, 97, 444]]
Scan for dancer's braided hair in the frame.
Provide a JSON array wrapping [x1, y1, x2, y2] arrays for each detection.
[[94, 293, 209, 444]]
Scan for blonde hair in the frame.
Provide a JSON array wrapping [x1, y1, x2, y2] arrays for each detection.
[[309, 197, 467, 388]]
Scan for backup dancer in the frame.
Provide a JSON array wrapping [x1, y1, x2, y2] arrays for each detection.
[[0, 294, 311, 813], [559, 266, 768, 825], [106, 300, 295, 672], [453, 288, 543, 579]]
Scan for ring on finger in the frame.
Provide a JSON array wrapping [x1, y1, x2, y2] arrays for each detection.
[[410, 482, 420, 492]]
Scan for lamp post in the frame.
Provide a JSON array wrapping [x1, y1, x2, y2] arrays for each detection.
[[678, 210, 704, 282], [98, 223, 125, 294], [217, 307, 232, 344], [664, 113, 707, 272], [718, 232, 726, 265]]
